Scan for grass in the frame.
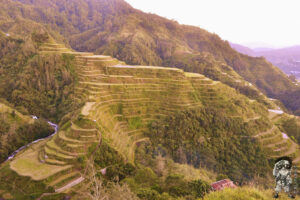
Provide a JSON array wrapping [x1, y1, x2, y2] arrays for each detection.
[[44, 145, 75, 160], [204, 187, 300, 200], [73, 118, 96, 129], [44, 158, 67, 166], [2, 193, 13, 199], [128, 117, 143, 130], [10, 140, 72, 181], [184, 72, 205, 77], [46, 136, 80, 156], [0, 163, 53, 200], [81, 102, 96, 116], [58, 130, 92, 144], [48, 171, 79, 187], [0, 103, 33, 123], [157, 157, 216, 184]]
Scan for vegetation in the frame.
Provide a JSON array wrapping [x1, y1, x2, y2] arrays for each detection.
[[89, 141, 136, 182], [89, 140, 213, 200], [123, 168, 211, 200], [0, 32, 81, 122], [0, 163, 53, 200], [0, 0, 299, 115], [147, 107, 272, 184], [0, 106, 53, 163], [163, 52, 265, 101], [0, 1, 299, 199], [280, 89, 300, 115], [279, 117, 300, 144], [203, 187, 300, 200]]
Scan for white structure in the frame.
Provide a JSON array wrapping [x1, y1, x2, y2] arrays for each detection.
[[268, 109, 284, 114]]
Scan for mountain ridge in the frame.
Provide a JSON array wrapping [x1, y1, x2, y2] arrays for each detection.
[[1, 0, 299, 112]]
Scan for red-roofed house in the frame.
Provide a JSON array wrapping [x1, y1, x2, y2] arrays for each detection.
[[211, 179, 236, 191]]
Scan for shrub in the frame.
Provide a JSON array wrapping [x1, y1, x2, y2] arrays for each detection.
[[134, 168, 158, 186], [189, 179, 211, 198], [164, 174, 191, 197], [216, 174, 228, 181], [31, 32, 49, 43], [147, 107, 271, 183], [0, 118, 10, 134], [137, 188, 160, 200]]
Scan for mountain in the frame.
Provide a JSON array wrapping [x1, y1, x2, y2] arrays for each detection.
[[230, 42, 300, 114], [0, 33, 299, 200], [229, 42, 256, 57], [0, 0, 299, 199], [255, 46, 300, 80], [256, 46, 300, 59], [1, 0, 300, 114], [230, 43, 300, 80], [253, 47, 276, 52]]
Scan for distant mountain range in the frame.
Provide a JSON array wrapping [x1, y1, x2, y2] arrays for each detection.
[[230, 42, 300, 81]]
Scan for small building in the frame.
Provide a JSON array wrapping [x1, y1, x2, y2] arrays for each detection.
[[211, 179, 236, 191]]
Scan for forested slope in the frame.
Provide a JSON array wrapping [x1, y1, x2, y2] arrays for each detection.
[[0, 31, 82, 122], [0, 101, 53, 163], [0, 0, 299, 113]]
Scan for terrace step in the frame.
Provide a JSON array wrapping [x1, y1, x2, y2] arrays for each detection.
[[254, 126, 277, 138], [80, 134, 98, 142], [261, 133, 283, 145], [294, 155, 300, 164], [70, 124, 98, 136], [55, 176, 85, 193], [266, 138, 289, 148], [44, 158, 68, 166], [44, 145, 76, 161], [57, 130, 96, 144], [42, 43, 65, 47], [49, 171, 81, 187], [39, 47, 70, 51], [55, 137, 89, 153], [282, 142, 298, 157], [45, 137, 84, 157]]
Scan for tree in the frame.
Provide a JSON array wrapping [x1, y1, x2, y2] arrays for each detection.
[[79, 161, 138, 200]]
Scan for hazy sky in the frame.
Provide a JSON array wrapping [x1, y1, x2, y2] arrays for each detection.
[[125, 0, 300, 48]]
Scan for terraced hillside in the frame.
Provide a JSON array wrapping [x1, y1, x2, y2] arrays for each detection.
[[255, 122, 300, 171], [267, 110, 300, 173], [5, 42, 299, 197], [0, 102, 33, 123]]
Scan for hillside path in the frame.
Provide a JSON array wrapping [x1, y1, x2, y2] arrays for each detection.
[[55, 177, 85, 193], [254, 126, 276, 138]]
